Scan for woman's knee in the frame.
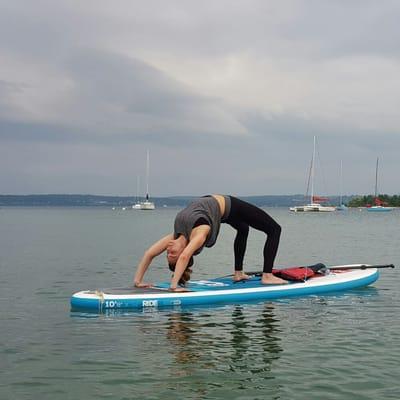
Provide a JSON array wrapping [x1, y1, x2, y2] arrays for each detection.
[[265, 222, 281, 237]]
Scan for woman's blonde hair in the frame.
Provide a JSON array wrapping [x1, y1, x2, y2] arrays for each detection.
[[168, 256, 194, 286]]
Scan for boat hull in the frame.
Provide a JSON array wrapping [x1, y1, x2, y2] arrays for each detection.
[[290, 203, 336, 212], [139, 201, 155, 210], [366, 206, 393, 212]]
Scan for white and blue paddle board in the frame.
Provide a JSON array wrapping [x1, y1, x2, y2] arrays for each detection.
[[70, 264, 380, 311]]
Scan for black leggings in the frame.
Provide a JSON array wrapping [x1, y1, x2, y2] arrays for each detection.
[[223, 196, 281, 273]]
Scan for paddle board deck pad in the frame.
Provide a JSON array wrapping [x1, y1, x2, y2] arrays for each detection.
[[70, 264, 380, 311]]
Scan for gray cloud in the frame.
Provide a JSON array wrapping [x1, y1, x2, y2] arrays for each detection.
[[62, 48, 247, 137], [0, 0, 399, 195]]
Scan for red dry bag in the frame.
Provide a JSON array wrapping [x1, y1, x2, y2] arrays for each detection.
[[272, 267, 315, 282]]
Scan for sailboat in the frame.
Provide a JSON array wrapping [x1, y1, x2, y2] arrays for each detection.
[[290, 136, 336, 213], [139, 150, 155, 210], [366, 157, 393, 212]]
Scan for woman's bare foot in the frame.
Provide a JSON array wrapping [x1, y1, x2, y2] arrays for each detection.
[[169, 287, 189, 292], [261, 273, 288, 285], [233, 271, 250, 282]]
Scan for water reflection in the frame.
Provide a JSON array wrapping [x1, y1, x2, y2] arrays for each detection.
[[166, 312, 203, 366], [164, 303, 283, 392], [255, 304, 283, 372]]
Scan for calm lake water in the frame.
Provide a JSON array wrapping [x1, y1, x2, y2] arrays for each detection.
[[1, 206, 399, 400]]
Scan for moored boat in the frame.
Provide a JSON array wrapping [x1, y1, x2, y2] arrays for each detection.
[[290, 137, 335, 213], [366, 157, 393, 212]]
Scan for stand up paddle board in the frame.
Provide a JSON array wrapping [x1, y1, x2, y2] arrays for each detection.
[[71, 264, 394, 311]]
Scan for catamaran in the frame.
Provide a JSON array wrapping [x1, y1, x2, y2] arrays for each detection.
[[290, 136, 336, 213]]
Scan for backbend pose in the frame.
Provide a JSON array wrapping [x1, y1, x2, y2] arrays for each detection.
[[134, 195, 287, 291]]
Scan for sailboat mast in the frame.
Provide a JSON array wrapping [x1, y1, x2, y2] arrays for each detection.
[[340, 160, 343, 205], [374, 157, 379, 198], [146, 150, 150, 201], [310, 136, 316, 203], [136, 175, 140, 202]]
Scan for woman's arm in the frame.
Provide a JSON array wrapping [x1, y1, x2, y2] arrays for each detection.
[[169, 226, 209, 290], [133, 233, 174, 287]]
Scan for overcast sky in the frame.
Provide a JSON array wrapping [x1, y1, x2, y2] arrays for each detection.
[[1, 0, 399, 196]]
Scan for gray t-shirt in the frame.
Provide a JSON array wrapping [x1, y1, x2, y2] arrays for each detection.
[[174, 196, 222, 255]]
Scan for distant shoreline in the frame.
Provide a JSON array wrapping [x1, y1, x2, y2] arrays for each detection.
[[0, 194, 354, 207]]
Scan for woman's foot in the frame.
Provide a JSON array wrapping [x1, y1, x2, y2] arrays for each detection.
[[261, 272, 288, 285], [233, 271, 250, 282]]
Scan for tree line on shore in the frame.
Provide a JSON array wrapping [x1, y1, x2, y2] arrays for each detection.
[[347, 194, 400, 207]]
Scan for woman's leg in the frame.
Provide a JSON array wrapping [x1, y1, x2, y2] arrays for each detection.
[[225, 197, 283, 276], [228, 220, 249, 271]]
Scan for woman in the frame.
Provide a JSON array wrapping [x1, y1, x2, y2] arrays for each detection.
[[133, 195, 287, 291]]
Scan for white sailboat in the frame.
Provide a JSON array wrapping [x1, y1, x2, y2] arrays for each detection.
[[140, 150, 155, 210], [290, 136, 336, 213], [366, 157, 393, 212]]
